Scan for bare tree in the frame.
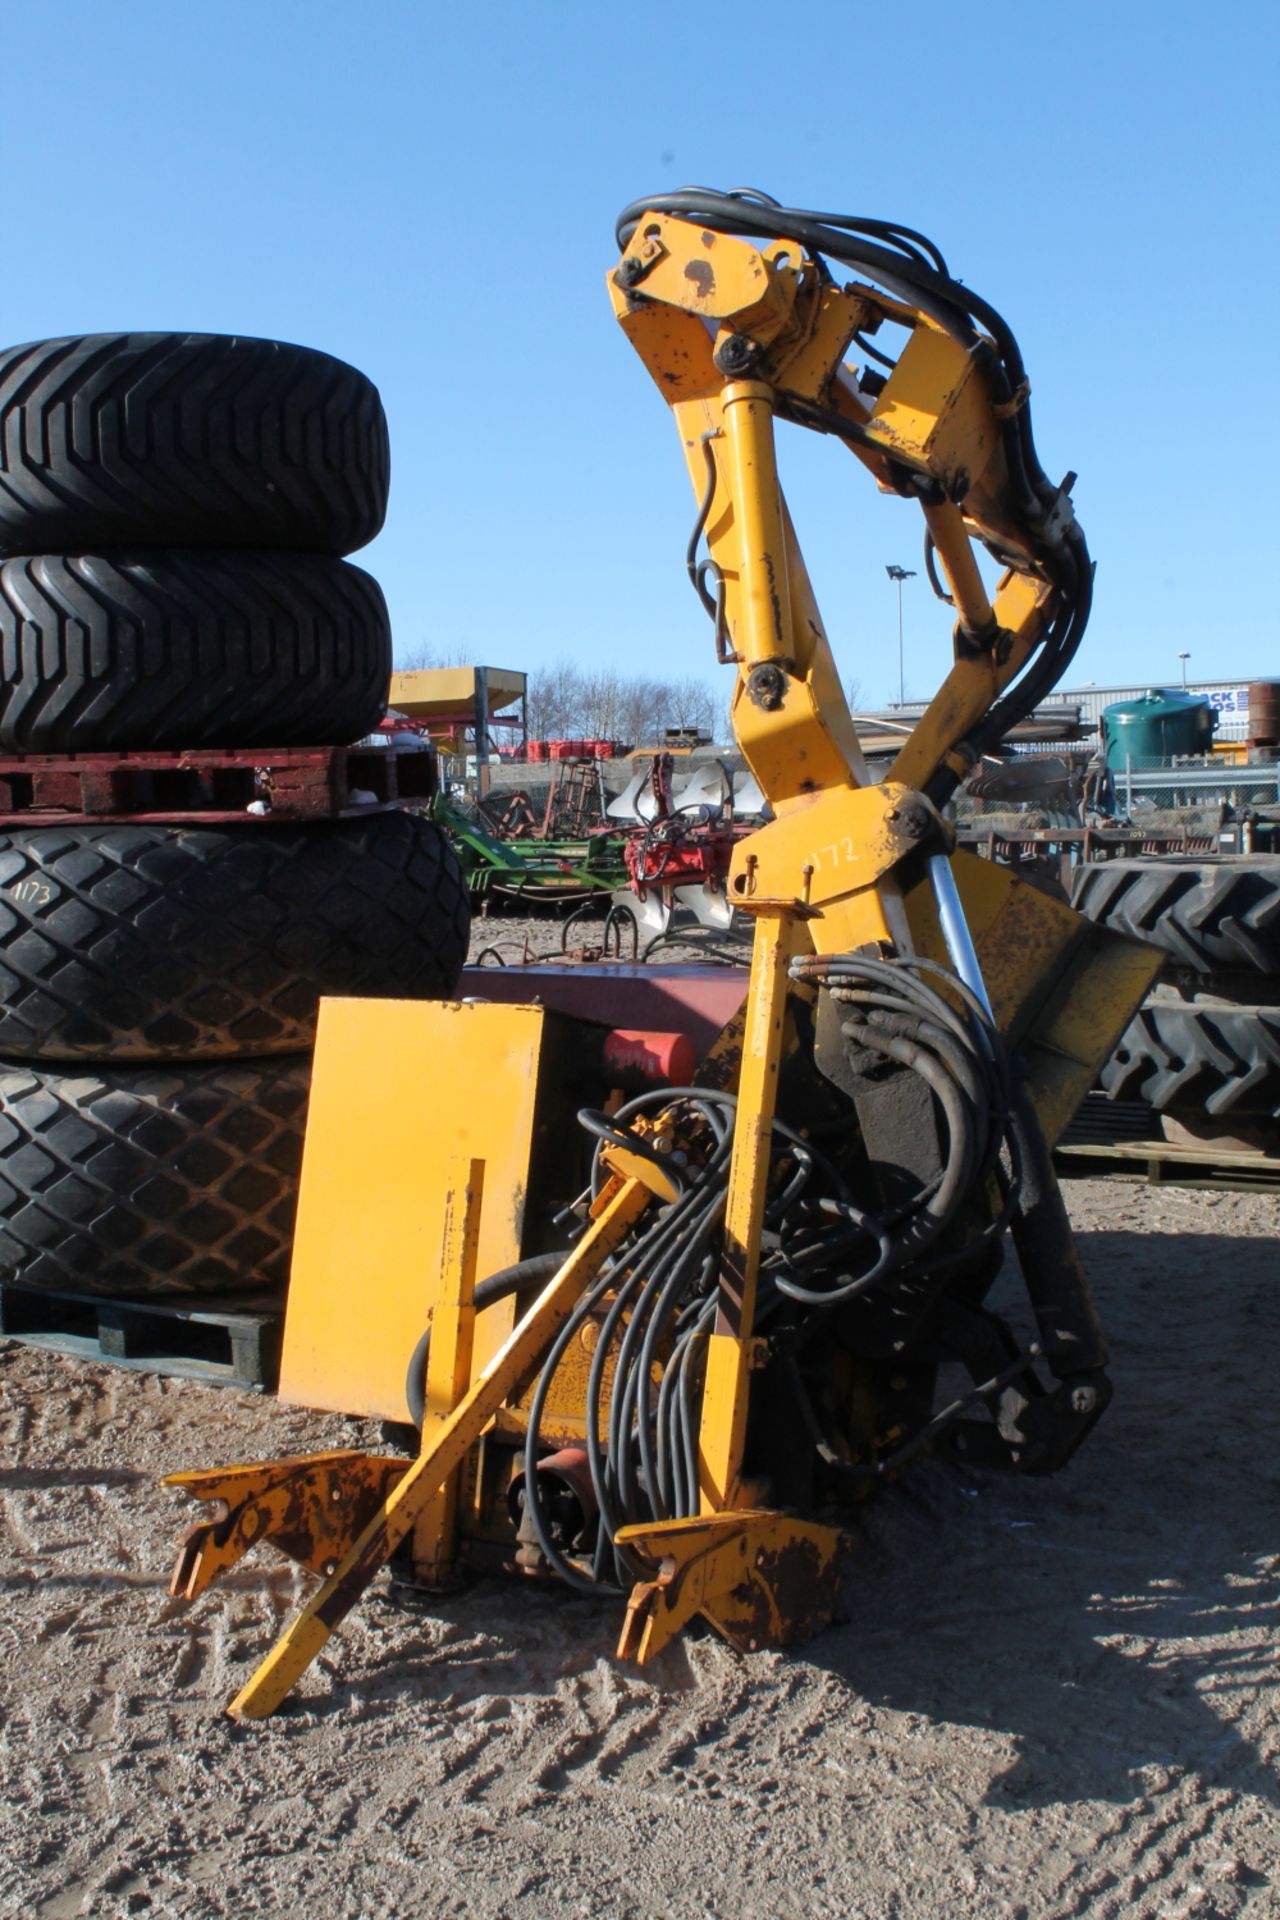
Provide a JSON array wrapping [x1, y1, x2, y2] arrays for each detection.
[[522, 664, 726, 747], [393, 641, 474, 670], [526, 659, 584, 740], [578, 668, 632, 741], [668, 676, 718, 735]]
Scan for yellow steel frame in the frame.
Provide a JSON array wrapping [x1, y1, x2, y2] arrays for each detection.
[[697, 904, 801, 1512], [607, 213, 1060, 815], [608, 210, 1142, 1605], [162, 208, 1152, 1720]]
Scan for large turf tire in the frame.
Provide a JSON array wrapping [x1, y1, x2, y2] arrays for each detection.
[[0, 1056, 309, 1301], [1072, 856, 1280, 976], [0, 814, 469, 1061], [0, 333, 389, 557], [1100, 991, 1280, 1116], [0, 550, 391, 752]]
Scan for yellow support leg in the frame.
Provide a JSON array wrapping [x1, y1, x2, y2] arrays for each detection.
[[697, 906, 799, 1511], [227, 1172, 653, 1720]]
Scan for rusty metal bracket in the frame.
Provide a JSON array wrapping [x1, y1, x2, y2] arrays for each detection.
[[614, 1510, 848, 1664], [165, 1450, 410, 1601], [164, 1171, 655, 1720]]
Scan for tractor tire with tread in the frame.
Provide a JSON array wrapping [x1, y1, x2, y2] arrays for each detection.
[[0, 332, 389, 557], [0, 550, 391, 753], [0, 1056, 310, 1301], [0, 814, 469, 1060], [1072, 855, 1280, 976], [1100, 988, 1280, 1116]]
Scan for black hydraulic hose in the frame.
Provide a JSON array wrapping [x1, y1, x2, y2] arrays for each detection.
[[522, 1253, 634, 1594], [596, 1227, 679, 1543], [597, 1151, 730, 1543], [844, 1025, 979, 1255], [674, 1300, 717, 1513], [776, 951, 1021, 1310], [628, 1188, 727, 1521], [493, 980, 1025, 1589], [686, 432, 722, 620], [522, 1092, 737, 1588]]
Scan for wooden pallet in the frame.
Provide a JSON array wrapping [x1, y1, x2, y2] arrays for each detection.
[[1056, 1097, 1280, 1193], [0, 742, 437, 825], [0, 1281, 282, 1390], [1055, 1138, 1280, 1192]]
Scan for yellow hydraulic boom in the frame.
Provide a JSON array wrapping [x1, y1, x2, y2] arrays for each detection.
[[164, 191, 1157, 1718]]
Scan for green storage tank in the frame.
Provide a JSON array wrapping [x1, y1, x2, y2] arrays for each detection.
[[1101, 688, 1217, 769]]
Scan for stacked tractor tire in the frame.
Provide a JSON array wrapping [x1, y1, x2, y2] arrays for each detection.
[[1072, 856, 1280, 1144], [0, 333, 468, 1304]]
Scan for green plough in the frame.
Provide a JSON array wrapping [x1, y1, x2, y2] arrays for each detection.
[[432, 793, 628, 901]]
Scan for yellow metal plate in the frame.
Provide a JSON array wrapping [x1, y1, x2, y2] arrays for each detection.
[[904, 854, 1161, 1145], [277, 998, 549, 1421]]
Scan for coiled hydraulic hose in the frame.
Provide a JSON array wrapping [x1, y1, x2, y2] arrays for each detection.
[[780, 952, 1022, 1305], [407, 959, 1023, 1591]]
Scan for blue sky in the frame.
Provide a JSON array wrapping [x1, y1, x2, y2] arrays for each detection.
[[5, 1, 1276, 709]]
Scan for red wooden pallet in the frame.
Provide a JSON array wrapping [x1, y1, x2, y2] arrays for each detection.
[[0, 743, 438, 824]]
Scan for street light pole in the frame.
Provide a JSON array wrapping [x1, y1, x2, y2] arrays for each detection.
[[1177, 650, 1191, 688], [885, 565, 916, 706]]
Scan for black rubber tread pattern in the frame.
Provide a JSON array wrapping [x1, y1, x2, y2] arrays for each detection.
[[0, 1056, 309, 1301], [1100, 998, 1280, 1116], [0, 333, 389, 557], [0, 814, 470, 1061], [1071, 855, 1280, 976], [0, 550, 391, 752]]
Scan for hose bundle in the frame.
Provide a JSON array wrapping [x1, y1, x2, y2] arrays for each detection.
[[406, 957, 1024, 1590], [780, 953, 1021, 1304], [517, 953, 1021, 1585], [515, 1085, 841, 1590]]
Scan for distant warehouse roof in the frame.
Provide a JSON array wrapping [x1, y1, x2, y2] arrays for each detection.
[[1042, 682, 1253, 741]]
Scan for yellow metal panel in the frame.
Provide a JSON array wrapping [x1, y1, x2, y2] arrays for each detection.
[[729, 782, 923, 912], [387, 666, 526, 719], [613, 213, 803, 336], [903, 854, 1161, 1144], [610, 293, 722, 403], [864, 322, 994, 490], [277, 998, 548, 1422]]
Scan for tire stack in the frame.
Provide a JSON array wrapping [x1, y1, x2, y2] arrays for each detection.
[[1072, 856, 1280, 1143], [0, 333, 469, 1304]]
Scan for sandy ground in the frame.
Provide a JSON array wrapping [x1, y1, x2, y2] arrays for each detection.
[[1, 1170, 1277, 1919], [2, 909, 1277, 1917]]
